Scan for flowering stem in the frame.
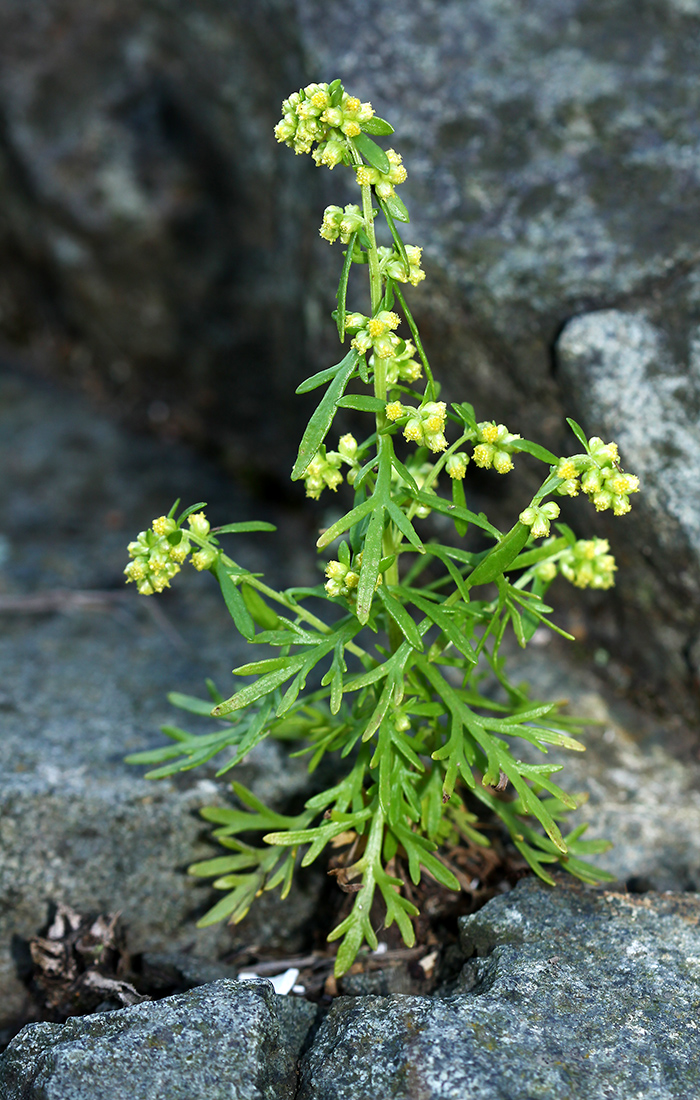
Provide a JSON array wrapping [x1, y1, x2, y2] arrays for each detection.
[[220, 551, 369, 661]]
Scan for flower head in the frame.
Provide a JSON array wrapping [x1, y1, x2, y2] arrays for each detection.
[[472, 422, 521, 474], [519, 501, 560, 540], [275, 82, 374, 167]]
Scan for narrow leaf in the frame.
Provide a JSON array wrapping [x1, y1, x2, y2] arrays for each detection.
[[361, 116, 394, 135], [292, 350, 358, 479], [386, 500, 425, 553], [336, 395, 387, 412], [336, 230, 357, 342], [378, 588, 424, 651], [356, 501, 386, 624], [296, 362, 344, 394], [566, 418, 589, 451], [467, 522, 530, 588], [215, 559, 255, 640], [211, 659, 305, 718], [511, 439, 559, 465], [316, 496, 375, 550], [213, 521, 276, 535], [383, 193, 410, 223], [352, 132, 390, 173], [377, 198, 410, 274]]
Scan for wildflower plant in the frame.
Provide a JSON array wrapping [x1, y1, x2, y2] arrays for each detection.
[[125, 80, 639, 976]]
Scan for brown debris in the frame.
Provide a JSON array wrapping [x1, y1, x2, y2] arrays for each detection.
[[29, 903, 148, 1018]]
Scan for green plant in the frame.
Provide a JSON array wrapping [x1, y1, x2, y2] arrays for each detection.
[[125, 80, 639, 976]]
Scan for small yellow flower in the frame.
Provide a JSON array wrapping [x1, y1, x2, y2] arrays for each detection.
[[479, 423, 500, 445], [386, 401, 405, 421]]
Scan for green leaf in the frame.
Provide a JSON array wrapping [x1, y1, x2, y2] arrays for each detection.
[[382, 193, 410, 223], [566, 418, 590, 451], [411, 490, 501, 537], [215, 559, 255, 640], [451, 477, 468, 536], [451, 402, 477, 431], [329, 79, 343, 107], [232, 656, 291, 676], [467, 522, 530, 588], [213, 521, 276, 534], [336, 395, 387, 412], [295, 362, 344, 394], [408, 591, 478, 664], [241, 585, 281, 630], [211, 658, 305, 718], [377, 198, 410, 274], [176, 502, 207, 525], [167, 692, 219, 716], [316, 496, 375, 550], [506, 537, 568, 570], [361, 116, 394, 136], [390, 453, 419, 495], [511, 439, 559, 465], [352, 132, 391, 173], [356, 501, 386, 624], [291, 350, 358, 479], [378, 588, 424, 651], [386, 500, 425, 553]]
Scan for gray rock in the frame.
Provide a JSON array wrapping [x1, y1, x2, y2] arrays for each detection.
[[0, 365, 324, 1030], [296, 0, 700, 712], [556, 309, 700, 703], [297, 878, 700, 1100], [0, 0, 314, 478], [0, 978, 317, 1100], [505, 638, 700, 893]]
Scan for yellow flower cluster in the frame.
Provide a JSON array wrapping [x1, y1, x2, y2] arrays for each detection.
[[377, 244, 426, 287], [319, 204, 364, 243], [303, 436, 359, 500], [124, 512, 214, 595], [347, 310, 403, 360], [519, 501, 560, 540], [324, 559, 360, 599], [472, 422, 521, 474], [559, 538, 617, 589], [556, 437, 639, 515], [386, 400, 448, 453], [274, 83, 373, 165], [355, 149, 407, 199]]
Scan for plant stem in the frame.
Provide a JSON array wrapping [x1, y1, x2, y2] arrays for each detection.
[[220, 552, 368, 661], [355, 165, 402, 649]]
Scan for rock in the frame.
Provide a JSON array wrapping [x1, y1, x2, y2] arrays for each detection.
[[556, 309, 700, 705], [0, 0, 315, 480], [505, 638, 700, 893], [297, 877, 700, 1100], [0, 978, 317, 1100], [0, 363, 324, 1032], [295, 0, 700, 714]]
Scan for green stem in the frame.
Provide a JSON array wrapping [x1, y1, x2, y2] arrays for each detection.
[[219, 551, 368, 661], [351, 146, 402, 650]]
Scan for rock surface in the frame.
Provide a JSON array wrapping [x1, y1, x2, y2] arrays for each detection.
[[0, 978, 317, 1100], [557, 309, 700, 703], [4, 880, 699, 1099], [0, 0, 313, 479], [296, 0, 700, 713], [297, 877, 700, 1100], [0, 363, 324, 1033]]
